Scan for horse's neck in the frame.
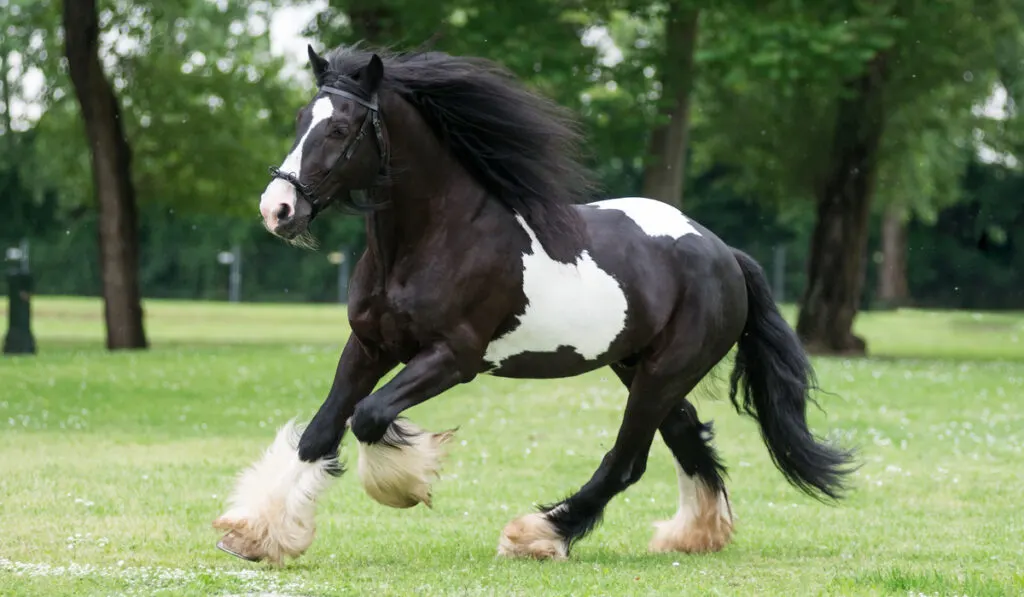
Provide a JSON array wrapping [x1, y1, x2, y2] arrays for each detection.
[[358, 160, 477, 295], [366, 92, 582, 277], [363, 93, 487, 284]]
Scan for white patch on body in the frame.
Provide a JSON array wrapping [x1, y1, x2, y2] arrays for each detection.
[[355, 420, 455, 509], [212, 419, 338, 564], [259, 97, 335, 229], [483, 215, 628, 369], [590, 196, 701, 239], [648, 460, 734, 553]]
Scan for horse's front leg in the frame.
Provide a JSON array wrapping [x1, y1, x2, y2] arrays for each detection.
[[347, 343, 471, 509], [213, 336, 396, 564]]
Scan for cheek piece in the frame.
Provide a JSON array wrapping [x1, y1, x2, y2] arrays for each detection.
[[268, 84, 391, 219]]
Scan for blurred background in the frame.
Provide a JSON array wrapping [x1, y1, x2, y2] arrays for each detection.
[[2, 6, 1023, 594], [2, 0, 1022, 355]]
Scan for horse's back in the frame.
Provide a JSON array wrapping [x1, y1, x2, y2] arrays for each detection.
[[578, 195, 740, 335], [580, 196, 740, 280], [583, 197, 704, 241]]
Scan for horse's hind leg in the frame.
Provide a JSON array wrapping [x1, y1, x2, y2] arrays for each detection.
[[496, 364, 680, 560], [649, 402, 733, 553], [497, 294, 739, 560], [613, 364, 734, 553]]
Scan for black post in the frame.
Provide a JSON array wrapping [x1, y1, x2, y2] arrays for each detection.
[[4, 243, 36, 355], [228, 243, 241, 303]]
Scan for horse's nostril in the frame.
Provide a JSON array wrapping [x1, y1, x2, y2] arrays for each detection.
[[275, 203, 292, 221]]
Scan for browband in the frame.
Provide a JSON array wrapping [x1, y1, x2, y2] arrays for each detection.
[[320, 85, 379, 111]]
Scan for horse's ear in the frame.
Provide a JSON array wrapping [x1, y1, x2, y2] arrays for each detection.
[[308, 44, 330, 86], [361, 54, 384, 95]]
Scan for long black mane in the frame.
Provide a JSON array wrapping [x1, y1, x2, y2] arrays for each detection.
[[324, 45, 595, 254]]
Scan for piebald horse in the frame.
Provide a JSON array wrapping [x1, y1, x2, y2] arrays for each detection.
[[212, 44, 856, 564]]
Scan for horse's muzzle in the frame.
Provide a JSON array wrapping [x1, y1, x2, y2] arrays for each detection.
[[272, 213, 311, 240]]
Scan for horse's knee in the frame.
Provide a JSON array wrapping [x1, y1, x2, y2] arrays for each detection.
[[621, 455, 648, 487], [297, 419, 340, 462], [350, 400, 394, 444], [599, 449, 648, 488]]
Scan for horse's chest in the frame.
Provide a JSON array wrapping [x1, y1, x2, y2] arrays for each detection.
[[483, 218, 628, 371], [349, 292, 422, 362]]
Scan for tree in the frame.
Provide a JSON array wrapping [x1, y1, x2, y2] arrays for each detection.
[[64, 0, 147, 349], [39, 1, 299, 219], [14, 0, 300, 347], [692, 0, 1023, 354], [797, 1, 1022, 353], [304, 0, 603, 111], [795, 49, 888, 354], [0, 0, 62, 242], [637, 0, 700, 208], [876, 204, 909, 308]]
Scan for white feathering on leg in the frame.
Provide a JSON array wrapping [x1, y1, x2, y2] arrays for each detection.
[[356, 419, 455, 509], [497, 512, 568, 560], [648, 460, 734, 554], [213, 419, 339, 564]]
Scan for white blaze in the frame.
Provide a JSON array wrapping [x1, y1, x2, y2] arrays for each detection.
[[259, 96, 335, 229]]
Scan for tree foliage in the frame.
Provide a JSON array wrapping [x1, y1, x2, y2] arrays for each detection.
[[3, 0, 1024, 327], [694, 0, 1022, 214], [13, 0, 300, 218]]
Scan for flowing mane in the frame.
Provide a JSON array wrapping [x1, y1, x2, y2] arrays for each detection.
[[323, 44, 595, 254]]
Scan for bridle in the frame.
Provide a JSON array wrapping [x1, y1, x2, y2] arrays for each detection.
[[268, 83, 391, 219]]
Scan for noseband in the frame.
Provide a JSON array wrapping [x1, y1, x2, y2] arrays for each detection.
[[268, 84, 391, 218]]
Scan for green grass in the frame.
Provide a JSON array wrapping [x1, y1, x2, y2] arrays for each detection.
[[1, 296, 1023, 596]]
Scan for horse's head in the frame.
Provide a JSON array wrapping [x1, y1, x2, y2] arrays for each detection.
[[259, 45, 389, 241]]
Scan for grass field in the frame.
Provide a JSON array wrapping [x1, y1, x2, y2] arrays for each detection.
[[1, 296, 1023, 596]]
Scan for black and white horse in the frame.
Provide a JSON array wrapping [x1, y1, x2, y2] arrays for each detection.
[[213, 44, 856, 564]]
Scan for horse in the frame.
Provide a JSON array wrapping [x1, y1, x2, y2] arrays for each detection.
[[212, 43, 857, 564]]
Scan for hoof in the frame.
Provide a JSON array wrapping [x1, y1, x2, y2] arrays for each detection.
[[212, 420, 339, 565], [216, 529, 264, 563], [211, 509, 314, 566], [356, 419, 456, 509], [648, 485, 734, 554], [497, 512, 568, 561]]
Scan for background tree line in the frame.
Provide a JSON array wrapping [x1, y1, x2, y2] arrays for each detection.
[[1, 0, 1022, 355]]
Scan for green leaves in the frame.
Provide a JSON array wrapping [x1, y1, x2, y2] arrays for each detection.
[[6, 0, 1024, 236], [4, 0, 299, 218], [688, 0, 1024, 213]]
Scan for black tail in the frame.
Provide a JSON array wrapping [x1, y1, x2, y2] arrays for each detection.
[[728, 249, 858, 501]]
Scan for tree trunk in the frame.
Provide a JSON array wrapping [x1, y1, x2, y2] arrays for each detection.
[[64, 0, 148, 350], [0, 47, 12, 138], [876, 205, 910, 309], [796, 53, 889, 356], [640, 3, 699, 208]]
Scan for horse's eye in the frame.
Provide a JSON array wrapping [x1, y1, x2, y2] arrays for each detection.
[[327, 118, 348, 137]]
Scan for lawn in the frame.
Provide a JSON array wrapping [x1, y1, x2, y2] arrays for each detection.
[[1, 296, 1023, 596]]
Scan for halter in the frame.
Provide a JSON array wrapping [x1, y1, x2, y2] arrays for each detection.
[[268, 84, 391, 218]]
